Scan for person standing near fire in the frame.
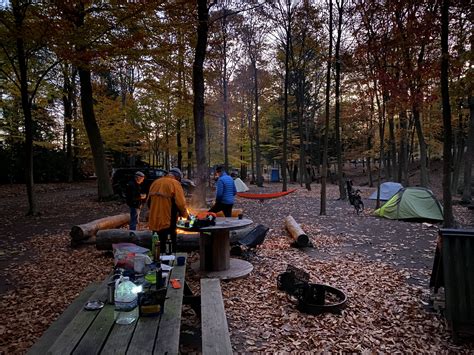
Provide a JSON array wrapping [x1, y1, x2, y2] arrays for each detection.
[[148, 168, 188, 254], [125, 171, 146, 230], [209, 165, 237, 217]]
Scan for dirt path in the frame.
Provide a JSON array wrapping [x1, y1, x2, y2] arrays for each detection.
[[236, 185, 444, 287]]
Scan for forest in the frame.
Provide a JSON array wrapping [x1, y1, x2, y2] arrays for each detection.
[[0, 0, 472, 226]]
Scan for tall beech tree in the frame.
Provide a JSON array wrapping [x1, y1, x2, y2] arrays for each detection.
[[333, 0, 346, 200], [55, 1, 156, 200], [0, 2, 60, 215], [440, 0, 454, 227], [271, 0, 297, 192], [241, 5, 268, 187], [192, 0, 213, 207], [320, 0, 333, 215]]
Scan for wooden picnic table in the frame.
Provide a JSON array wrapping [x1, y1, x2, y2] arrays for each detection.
[[29, 253, 187, 355]]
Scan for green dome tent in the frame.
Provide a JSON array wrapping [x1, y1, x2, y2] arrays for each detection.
[[374, 187, 444, 221]]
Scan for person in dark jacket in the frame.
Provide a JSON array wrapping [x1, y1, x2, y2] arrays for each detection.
[[126, 171, 146, 230], [209, 166, 237, 217]]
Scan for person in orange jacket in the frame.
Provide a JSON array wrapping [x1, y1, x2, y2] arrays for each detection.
[[148, 168, 188, 254]]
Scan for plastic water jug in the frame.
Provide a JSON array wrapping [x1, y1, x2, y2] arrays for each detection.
[[114, 276, 139, 324]]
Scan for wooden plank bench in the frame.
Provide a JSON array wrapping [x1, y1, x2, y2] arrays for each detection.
[[200, 278, 232, 355], [28, 253, 187, 355]]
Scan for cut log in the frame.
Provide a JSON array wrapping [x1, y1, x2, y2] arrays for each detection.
[[96, 229, 153, 250], [189, 208, 243, 218], [284, 215, 309, 247], [70, 213, 130, 245], [95, 225, 255, 251]]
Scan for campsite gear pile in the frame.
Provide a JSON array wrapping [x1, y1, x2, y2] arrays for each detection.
[[230, 224, 269, 258], [177, 212, 217, 229], [277, 265, 347, 315]]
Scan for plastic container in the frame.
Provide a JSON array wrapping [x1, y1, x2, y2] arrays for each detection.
[[114, 276, 139, 324]]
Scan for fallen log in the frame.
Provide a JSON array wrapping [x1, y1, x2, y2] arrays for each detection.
[[95, 225, 255, 251], [70, 213, 130, 245], [284, 215, 309, 247]]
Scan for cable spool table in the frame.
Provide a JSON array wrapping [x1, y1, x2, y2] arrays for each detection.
[[191, 217, 254, 280]]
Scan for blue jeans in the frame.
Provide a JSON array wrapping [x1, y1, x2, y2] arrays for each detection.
[[129, 207, 141, 230]]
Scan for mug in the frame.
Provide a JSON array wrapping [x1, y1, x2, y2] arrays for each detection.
[[177, 256, 186, 266]]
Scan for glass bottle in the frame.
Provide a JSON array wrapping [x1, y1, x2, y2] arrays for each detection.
[[114, 276, 139, 324], [152, 232, 160, 261], [165, 234, 172, 255]]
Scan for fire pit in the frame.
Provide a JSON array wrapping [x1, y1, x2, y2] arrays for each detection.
[[295, 283, 347, 315], [277, 265, 347, 315]]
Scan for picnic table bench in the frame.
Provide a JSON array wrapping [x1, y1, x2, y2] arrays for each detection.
[[28, 252, 188, 355], [201, 278, 232, 355]]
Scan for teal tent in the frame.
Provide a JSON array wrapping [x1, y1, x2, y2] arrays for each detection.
[[374, 187, 444, 221]]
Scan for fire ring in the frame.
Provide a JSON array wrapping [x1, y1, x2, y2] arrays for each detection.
[[294, 283, 347, 315]]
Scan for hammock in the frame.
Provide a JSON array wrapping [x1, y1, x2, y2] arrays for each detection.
[[237, 188, 297, 200]]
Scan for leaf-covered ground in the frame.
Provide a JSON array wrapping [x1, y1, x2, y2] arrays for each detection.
[[0, 179, 473, 353]]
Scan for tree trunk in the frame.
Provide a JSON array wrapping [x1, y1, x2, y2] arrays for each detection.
[[374, 85, 386, 210], [320, 0, 333, 215], [253, 59, 263, 187], [334, 0, 346, 200], [177, 30, 184, 171], [451, 112, 465, 193], [282, 2, 291, 193], [398, 111, 409, 185], [248, 104, 256, 184], [192, 0, 210, 208], [461, 96, 474, 203], [388, 113, 397, 180], [71, 5, 113, 200], [367, 98, 374, 187], [297, 72, 310, 190], [78, 67, 114, 199], [15, 14, 37, 216], [412, 106, 429, 186], [63, 65, 75, 183], [221, 12, 229, 172], [441, 0, 454, 227]]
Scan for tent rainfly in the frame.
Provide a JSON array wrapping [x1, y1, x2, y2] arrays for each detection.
[[374, 187, 444, 221], [369, 182, 403, 201]]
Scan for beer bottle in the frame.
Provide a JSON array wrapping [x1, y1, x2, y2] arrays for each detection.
[[152, 232, 160, 262], [156, 264, 163, 288], [165, 234, 172, 255]]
